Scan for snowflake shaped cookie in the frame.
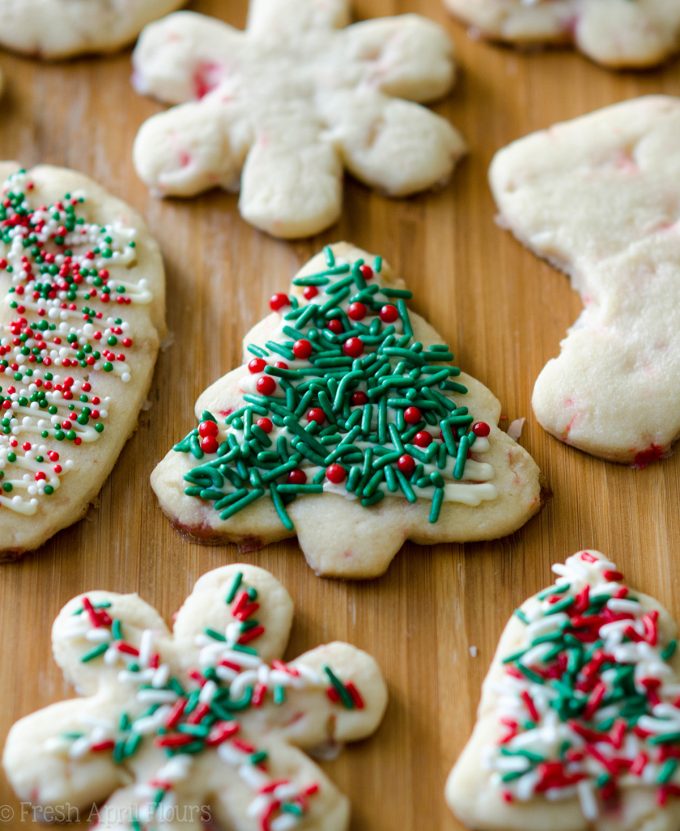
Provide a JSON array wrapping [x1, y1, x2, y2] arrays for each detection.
[[132, 1, 464, 239], [445, 0, 680, 68], [491, 96, 680, 464], [3, 564, 387, 831], [448, 550, 680, 831], [0, 0, 186, 59], [151, 243, 542, 579]]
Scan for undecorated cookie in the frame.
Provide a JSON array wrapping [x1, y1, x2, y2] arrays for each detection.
[[151, 243, 542, 579], [447, 550, 680, 831], [0, 0, 186, 59], [132, 1, 464, 239], [490, 96, 680, 465], [0, 165, 165, 557], [3, 563, 387, 831], [445, 0, 680, 68]]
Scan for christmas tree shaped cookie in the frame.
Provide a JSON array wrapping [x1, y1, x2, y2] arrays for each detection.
[[152, 243, 541, 579], [3, 564, 387, 830], [448, 550, 680, 830], [132, 2, 464, 238], [492, 96, 680, 465], [0, 164, 165, 558]]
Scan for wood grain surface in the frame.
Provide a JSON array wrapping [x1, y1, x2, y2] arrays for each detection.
[[1, 2, 679, 829]]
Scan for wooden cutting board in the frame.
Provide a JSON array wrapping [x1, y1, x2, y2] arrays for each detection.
[[1, 1, 679, 828]]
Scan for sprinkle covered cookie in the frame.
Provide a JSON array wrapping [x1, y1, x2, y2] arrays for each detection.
[[445, 0, 680, 68], [447, 550, 680, 831], [0, 165, 165, 557], [3, 564, 387, 830], [151, 243, 541, 579], [0, 0, 186, 59], [491, 96, 680, 465], [132, 2, 464, 239]]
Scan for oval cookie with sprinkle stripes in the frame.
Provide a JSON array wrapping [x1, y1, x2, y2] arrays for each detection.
[[0, 164, 165, 558]]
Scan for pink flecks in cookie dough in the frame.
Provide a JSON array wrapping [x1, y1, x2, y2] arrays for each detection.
[[632, 443, 666, 469], [192, 61, 224, 99]]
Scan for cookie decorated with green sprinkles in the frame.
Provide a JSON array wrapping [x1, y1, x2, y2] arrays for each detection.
[[3, 563, 387, 831], [0, 164, 165, 558], [448, 550, 680, 831], [152, 243, 541, 579]]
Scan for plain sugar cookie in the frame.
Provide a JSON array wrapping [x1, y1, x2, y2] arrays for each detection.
[[3, 563, 387, 831], [132, 2, 464, 239], [151, 243, 542, 579], [0, 0, 186, 59], [445, 0, 680, 68], [491, 96, 680, 465], [0, 165, 165, 558], [447, 550, 680, 831]]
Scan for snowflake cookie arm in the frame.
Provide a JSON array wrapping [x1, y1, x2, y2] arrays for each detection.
[[342, 15, 455, 103], [246, 0, 351, 38], [132, 12, 247, 105], [171, 564, 295, 669], [320, 89, 465, 198]]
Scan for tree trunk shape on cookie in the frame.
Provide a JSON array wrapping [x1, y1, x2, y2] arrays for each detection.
[[131, 2, 465, 239], [151, 243, 541, 579], [0, 165, 165, 557], [447, 549, 680, 831], [490, 96, 680, 465]]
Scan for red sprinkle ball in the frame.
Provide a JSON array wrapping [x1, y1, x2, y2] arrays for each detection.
[[306, 407, 325, 425], [248, 358, 266, 374], [379, 304, 399, 323], [269, 293, 289, 312], [413, 431, 433, 448], [343, 337, 363, 358], [303, 286, 318, 300], [287, 469, 307, 486], [325, 464, 347, 484], [404, 406, 422, 425], [472, 421, 490, 437], [256, 376, 276, 396], [256, 417, 273, 433], [397, 454, 416, 476], [347, 302, 367, 321], [327, 318, 343, 334], [350, 391, 368, 407], [293, 339, 313, 360], [359, 264, 373, 280]]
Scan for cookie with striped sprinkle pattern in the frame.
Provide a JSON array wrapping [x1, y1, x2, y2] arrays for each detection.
[[0, 164, 165, 558], [132, 0, 464, 239], [447, 550, 680, 831], [445, 0, 680, 69], [151, 242, 542, 579], [0, 0, 186, 59], [3, 563, 387, 831]]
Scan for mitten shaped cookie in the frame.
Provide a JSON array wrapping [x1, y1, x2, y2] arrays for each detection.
[[3, 564, 387, 830], [152, 243, 541, 579], [445, 0, 680, 69], [0, 0, 186, 59], [448, 550, 680, 831], [132, 2, 464, 238], [491, 96, 680, 465], [0, 165, 165, 557]]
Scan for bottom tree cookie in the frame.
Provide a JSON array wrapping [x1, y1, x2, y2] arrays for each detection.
[[2, 564, 387, 830], [447, 550, 680, 831], [151, 242, 542, 579]]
